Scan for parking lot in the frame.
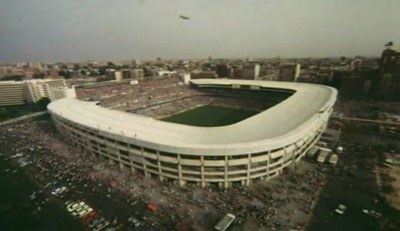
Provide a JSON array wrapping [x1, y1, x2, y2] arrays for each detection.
[[0, 156, 85, 231], [1, 99, 399, 231], [308, 131, 400, 231], [0, 116, 330, 231], [0, 119, 165, 231]]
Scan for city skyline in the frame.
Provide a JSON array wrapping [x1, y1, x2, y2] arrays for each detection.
[[1, 0, 400, 63]]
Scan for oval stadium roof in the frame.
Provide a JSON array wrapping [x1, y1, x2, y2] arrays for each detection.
[[48, 79, 337, 155]]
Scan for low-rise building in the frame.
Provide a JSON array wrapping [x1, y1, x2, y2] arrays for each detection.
[[0, 81, 26, 106], [132, 69, 144, 80], [279, 63, 301, 82], [375, 47, 400, 100], [241, 63, 260, 79]]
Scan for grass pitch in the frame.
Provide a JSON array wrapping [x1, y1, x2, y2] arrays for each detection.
[[162, 105, 260, 127]]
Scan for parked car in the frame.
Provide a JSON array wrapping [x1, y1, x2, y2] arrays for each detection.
[[92, 220, 110, 231], [362, 209, 382, 219], [128, 216, 141, 227], [147, 203, 159, 212], [335, 204, 346, 215], [82, 211, 97, 224], [89, 217, 105, 229], [104, 227, 116, 231], [77, 206, 93, 218], [73, 204, 91, 217], [51, 186, 68, 196], [67, 201, 84, 213]]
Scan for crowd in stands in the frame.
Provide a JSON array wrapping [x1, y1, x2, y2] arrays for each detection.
[[76, 77, 197, 112], [75, 76, 289, 119], [132, 96, 212, 119]]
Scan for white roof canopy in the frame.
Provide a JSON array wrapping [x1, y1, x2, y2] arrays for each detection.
[[48, 79, 337, 155]]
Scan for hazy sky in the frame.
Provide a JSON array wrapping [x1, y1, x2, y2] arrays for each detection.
[[0, 0, 399, 62]]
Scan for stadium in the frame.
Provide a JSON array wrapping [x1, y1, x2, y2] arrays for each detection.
[[48, 78, 337, 188]]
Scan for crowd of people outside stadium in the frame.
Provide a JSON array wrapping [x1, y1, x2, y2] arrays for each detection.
[[1, 115, 327, 230]]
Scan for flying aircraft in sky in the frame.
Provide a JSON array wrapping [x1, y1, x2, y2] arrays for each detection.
[[179, 15, 190, 20]]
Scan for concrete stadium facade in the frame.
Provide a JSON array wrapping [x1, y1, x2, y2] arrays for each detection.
[[48, 79, 337, 188]]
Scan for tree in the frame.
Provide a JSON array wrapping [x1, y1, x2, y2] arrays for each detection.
[[33, 72, 45, 79], [36, 97, 51, 111], [58, 70, 72, 79], [385, 41, 393, 48]]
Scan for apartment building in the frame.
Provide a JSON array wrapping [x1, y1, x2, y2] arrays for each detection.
[[0, 78, 67, 106], [0, 81, 26, 106]]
